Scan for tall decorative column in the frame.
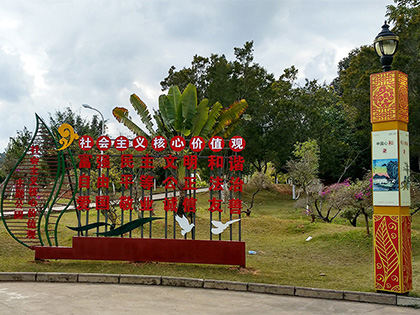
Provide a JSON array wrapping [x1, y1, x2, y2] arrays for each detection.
[[370, 70, 412, 293]]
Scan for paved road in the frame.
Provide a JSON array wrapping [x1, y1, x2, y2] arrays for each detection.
[[0, 282, 416, 315]]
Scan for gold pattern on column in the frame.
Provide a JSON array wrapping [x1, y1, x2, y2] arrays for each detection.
[[370, 71, 408, 123]]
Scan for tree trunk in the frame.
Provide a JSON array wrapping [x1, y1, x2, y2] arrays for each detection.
[[245, 187, 261, 216], [362, 207, 370, 235], [349, 210, 361, 227]]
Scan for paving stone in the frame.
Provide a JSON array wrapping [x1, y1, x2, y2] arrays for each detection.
[[204, 280, 247, 291], [248, 283, 294, 296], [78, 273, 119, 284], [161, 276, 203, 288], [0, 272, 36, 282], [120, 274, 161, 285], [295, 287, 343, 300], [397, 296, 420, 307], [37, 272, 77, 283]]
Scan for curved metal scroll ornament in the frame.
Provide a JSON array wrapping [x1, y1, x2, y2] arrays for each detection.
[[0, 115, 76, 248], [57, 123, 79, 151]]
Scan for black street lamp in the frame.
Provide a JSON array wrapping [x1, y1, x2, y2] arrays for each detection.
[[374, 21, 399, 72]]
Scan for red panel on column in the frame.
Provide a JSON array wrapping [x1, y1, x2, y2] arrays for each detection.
[[402, 216, 412, 292], [374, 215, 401, 292]]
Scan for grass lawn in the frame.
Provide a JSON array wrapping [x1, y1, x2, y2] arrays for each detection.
[[0, 189, 419, 297]]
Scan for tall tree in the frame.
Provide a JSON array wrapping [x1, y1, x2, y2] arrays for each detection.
[[49, 107, 104, 139], [333, 46, 381, 179], [387, 0, 420, 170], [161, 42, 283, 174]]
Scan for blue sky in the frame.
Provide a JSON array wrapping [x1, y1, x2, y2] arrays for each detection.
[[0, 0, 393, 151]]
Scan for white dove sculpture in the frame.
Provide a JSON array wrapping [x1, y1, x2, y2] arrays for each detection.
[[175, 215, 194, 236], [211, 219, 240, 235]]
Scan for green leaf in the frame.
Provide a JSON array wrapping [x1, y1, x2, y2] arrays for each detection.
[[181, 83, 198, 133], [97, 217, 163, 236], [112, 107, 150, 138], [67, 222, 112, 232], [199, 101, 222, 139], [212, 99, 248, 136], [167, 86, 182, 131], [159, 95, 175, 129], [154, 111, 173, 139], [222, 120, 240, 138], [191, 98, 209, 136], [130, 94, 155, 135]]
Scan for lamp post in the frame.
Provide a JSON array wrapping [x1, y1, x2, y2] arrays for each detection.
[[374, 21, 399, 72], [82, 104, 105, 135], [370, 22, 412, 294]]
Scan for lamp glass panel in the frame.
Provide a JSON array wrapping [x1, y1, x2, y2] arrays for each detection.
[[374, 42, 383, 56], [382, 39, 397, 55]]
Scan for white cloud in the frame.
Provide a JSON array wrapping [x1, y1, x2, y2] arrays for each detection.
[[0, 0, 393, 152]]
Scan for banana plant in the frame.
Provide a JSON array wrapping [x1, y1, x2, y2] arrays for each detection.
[[112, 83, 247, 214]]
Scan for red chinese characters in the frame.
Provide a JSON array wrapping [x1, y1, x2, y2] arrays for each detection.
[[119, 196, 133, 211], [209, 136, 224, 152], [229, 199, 242, 214], [96, 195, 110, 211], [170, 136, 186, 151], [229, 136, 245, 152], [209, 176, 224, 191], [163, 177, 178, 190], [184, 155, 197, 170], [14, 179, 24, 219], [77, 196, 90, 211], [96, 136, 112, 151], [121, 174, 134, 189], [26, 145, 39, 238], [208, 197, 223, 213], [79, 135, 94, 151], [133, 136, 148, 151], [79, 174, 90, 189], [139, 175, 154, 190], [140, 155, 154, 169], [121, 154, 134, 168], [70, 135, 246, 235], [78, 154, 92, 169], [140, 197, 153, 211], [183, 197, 197, 213], [114, 136, 129, 151], [152, 136, 167, 152], [229, 155, 244, 172], [189, 136, 205, 152], [164, 155, 177, 170], [208, 156, 224, 170], [163, 197, 177, 212]]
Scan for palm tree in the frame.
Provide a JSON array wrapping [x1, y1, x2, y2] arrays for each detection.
[[112, 83, 247, 215]]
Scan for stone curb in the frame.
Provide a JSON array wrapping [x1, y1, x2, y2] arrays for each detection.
[[295, 287, 343, 300], [78, 273, 119, 284], [161, 276, 204, 288], [0, 272, 418, 307], [0, 272, 36, 282], [120, 274, 161, 285], [36, 272, 78, 283], [204, 279, 247, 291]]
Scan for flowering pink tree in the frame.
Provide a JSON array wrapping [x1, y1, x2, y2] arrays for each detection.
[[303, 173, 372, 234], [310, 179, 351, 223], [340, 174, 372, 235]]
